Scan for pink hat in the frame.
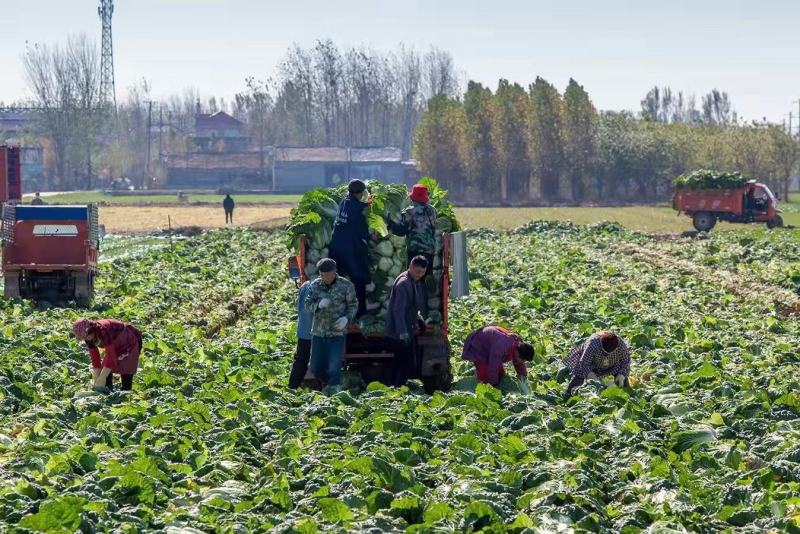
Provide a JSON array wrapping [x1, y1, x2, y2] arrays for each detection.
[[72, 318, 94, 340]]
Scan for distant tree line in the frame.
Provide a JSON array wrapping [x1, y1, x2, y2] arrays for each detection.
[[17, 36, 200, 190], [15, 36, 460, 189], [414, 80, 799, 203], [233, 39, 460, 157], [13, 34, 799, 199]]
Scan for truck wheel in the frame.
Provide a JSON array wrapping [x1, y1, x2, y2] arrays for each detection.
[[692, 212, 717, 232], [3, 274, 20, 299], [767, 215, 784, 229], [422, 362, 453, 395], [74, 273, 93, 307]]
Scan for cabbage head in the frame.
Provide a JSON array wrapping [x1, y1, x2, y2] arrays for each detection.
[[375, 240, 394, 257]]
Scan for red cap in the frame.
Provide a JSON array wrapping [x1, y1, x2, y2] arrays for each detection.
[[409, 184, 429, 204]]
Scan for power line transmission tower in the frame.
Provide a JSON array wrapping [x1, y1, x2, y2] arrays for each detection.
[[98, 0, 116, 108]]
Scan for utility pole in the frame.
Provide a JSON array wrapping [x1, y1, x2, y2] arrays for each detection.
[[158, 105, 164, 161], [144, 101, 153, 189], [794, 100, 800, 138]]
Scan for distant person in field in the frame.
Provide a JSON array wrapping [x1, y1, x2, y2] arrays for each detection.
[[328, 179, 377, 317], [461, 326, 533, 393], [562, 331, 631, 397], [223, 194, 235, 224], [386, 183, 437, 274], [31, 192, 45, 205], [385, 255, 430, 386], [304, 258, 358, 393], [72, 318, 142, 393], [288, 278, 314, 389]]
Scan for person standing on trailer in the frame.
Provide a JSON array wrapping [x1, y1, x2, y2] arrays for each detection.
[[223, 194, 235, 224], [386, 184, 437, 274], [328, 179, 376, 317], [385, 255, 430, 386], [72, 318, 142, 392]]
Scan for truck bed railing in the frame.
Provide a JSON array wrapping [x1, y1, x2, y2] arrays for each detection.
[[1, 204, 14, 243]]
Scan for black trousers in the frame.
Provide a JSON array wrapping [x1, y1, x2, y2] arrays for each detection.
[[225, 210, 233, 224], [390, 337, 417, 387], [288, 338, 312, 389], [352, 278, 367, 318], [105, 373, 134, 391], [329, 247, 368, 317]]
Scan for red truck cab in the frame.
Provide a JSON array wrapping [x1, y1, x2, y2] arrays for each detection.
[[673, 180, 783, 231], [2, 205, 99, 306]]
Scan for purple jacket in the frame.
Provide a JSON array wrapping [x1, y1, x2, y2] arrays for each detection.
[[461, 326, 527, 385]]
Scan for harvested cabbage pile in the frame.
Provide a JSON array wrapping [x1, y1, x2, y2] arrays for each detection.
[[286, 178, 459, 334], [672, 169, 747, 190]]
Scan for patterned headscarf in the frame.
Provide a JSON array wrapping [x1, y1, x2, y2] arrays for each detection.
[[72, 318, 95, 340]]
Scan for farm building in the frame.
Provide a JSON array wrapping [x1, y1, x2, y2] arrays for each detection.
[[0, 108, 35, 138], [192, 105, 249, 153], [165, 151, 268, 189], [165, 145, 418, 191], [272, 146, 418, 192]]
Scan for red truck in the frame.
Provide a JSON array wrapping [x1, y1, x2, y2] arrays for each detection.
[[1, 145, 100, 306], [673, 180, 783, 232], [288, 235, 453, 393], [2, 205, 100, 305]]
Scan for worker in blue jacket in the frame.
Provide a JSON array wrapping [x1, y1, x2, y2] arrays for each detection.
[[288, 279, 314, 389], [328, 179, 376, 317]]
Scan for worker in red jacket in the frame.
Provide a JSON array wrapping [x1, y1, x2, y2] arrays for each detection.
[[73, 318, 142, 392], [460, 325, 534, 393]]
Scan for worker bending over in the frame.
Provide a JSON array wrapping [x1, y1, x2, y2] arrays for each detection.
[[304, 258, 358, 393], [563, 330, 631, 396], [385, 255, 429, 386], [386, 183, 437, 274], [73, 318, 142, 392], [461, 326, 534, 393]]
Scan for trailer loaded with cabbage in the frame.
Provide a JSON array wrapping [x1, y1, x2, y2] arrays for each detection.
[[287, 178, 460, 393], [672, 170, 783, 231]]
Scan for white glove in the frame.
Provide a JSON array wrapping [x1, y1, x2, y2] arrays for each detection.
[[334, 316, 348, 331], [615, 374, 627, 387], [318, 298, 332, 309], [519, 378, 530, 395]]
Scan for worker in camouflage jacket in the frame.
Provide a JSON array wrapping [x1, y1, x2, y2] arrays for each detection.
[[563, 331, 631, 396], [304, 258, 358, 391], [387, 184, 437, 273]]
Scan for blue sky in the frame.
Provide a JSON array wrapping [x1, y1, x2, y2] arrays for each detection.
[[1, 0, 799, 124]]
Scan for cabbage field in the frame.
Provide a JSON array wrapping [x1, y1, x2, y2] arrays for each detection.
[[2, 222, 800, 532]]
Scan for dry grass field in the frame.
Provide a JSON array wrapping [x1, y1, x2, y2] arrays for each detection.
[[98, 202, 800, 234], [99, 205, 291, 233]]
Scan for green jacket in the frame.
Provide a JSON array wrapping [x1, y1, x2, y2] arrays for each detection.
[[304, 276, 358, 337]]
